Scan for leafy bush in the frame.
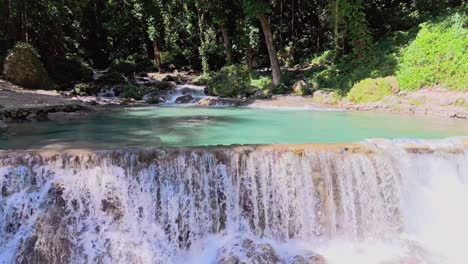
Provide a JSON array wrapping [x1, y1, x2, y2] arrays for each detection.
[[160, 51, 189, 68], [251, 75, 272, 92], [97, 72, 126, 85], [207, 64, 251, 97], [123, 84, 144, 100], [347, 76, 399, 103], [397, 12, 468, 90], [193, 74, 212, 85], [46, 56, 93, 86], [110, 55, 154, 75], [2, 42, 55, 89], [310, 50, 335, 66]]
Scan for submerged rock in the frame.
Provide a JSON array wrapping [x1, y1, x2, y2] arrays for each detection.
[[217, 238, 325, 264], [175, 94, 194, 104]]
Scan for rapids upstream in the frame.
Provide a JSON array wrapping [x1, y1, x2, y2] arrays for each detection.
[[1, 138, 468, 263]]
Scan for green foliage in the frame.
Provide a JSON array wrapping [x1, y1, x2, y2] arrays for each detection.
[[46, 56, 93, 86], [2, 42, 55, 90], [110, 55, 154, 75], [160, 51, 189, 68], [397, 12, 468, 90], [310, 50, 335, 66], [123, 84, 145, 100], [251, 75, 272, 92], [207, 64, 251, 97], [193, 74, 212, 85], [347, 77, 399, 103], [242, 0, 272, 17], [97, 72, 126, 86], [304, 28, 416, 93]]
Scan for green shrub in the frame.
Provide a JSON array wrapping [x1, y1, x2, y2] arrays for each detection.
[[2, 42, 55, 89], [123, 84, 144, 100], [397, 12, 468, 90], [46, 56, 93, 86], [251, 75, 272, 93], [310, 50, 335, 66], [207, 64, 251, 97], [193, 74, 211, 85], [110, 55, 154, 75], [160, 51, 188, 67], [97, 72, 126, 85], [347, 76, 399, 103]]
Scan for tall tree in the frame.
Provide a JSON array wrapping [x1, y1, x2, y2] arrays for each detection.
[[243, 0, 281, 86]]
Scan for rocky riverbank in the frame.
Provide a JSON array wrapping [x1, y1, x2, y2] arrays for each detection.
[[0, 80, 94, 128]]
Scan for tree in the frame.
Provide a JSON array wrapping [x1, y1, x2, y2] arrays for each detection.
[[243, 0, 281, 87]]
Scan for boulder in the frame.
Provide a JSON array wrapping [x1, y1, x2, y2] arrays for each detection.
[[175, 94, 194, 104], [2, 43, 55, 90], [249, 90, 270, 99], [293, 80, 314, 96], [217, 239, 280, 264], [313, 90, 340, 105]]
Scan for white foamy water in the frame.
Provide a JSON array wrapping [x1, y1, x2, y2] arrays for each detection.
[[0, 139, 467, 263]]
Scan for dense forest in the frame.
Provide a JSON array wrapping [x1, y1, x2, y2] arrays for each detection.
[[0, 0, 466, 101]]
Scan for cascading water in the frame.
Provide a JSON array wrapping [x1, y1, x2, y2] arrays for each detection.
[[0, 139, 467, 264]]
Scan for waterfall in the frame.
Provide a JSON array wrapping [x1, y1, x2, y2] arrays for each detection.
[[0, 139, 467, 264]]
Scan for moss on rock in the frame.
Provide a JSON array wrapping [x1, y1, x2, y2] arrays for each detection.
[[2, 43, 55, 90], [347, 76, 399, 103]]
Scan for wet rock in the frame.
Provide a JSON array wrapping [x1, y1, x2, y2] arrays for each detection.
[[101, 196, 124, 221], [216, 238, 325, 264], [217, 238, 280, 264], [198, 97, 249, 107], [249, 90, 270, 99], [15, 183, 72, 264], [175, 94, 194, 104], [0, 104, 89, 121], [291, 255, 326, 264], [0, 120, 7, 129]]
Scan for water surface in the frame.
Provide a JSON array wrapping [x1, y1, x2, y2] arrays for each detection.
[[1, 106, 467, 149]]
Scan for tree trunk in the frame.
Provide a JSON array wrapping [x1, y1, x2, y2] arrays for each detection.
[[19, 0, 28, 42], [220, 24, 232, 65], [257, 14, 281, 87], [197, 8, 209, 73], [4, 0, 14, 47], [153, 39, 162, 72]]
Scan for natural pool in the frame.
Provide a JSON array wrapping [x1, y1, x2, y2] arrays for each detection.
[[1, 106, 467, 149]]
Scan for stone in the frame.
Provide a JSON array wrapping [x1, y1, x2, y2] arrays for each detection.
[[293, 80, 313, 96], [313, 90, 340, 105], [250, 90, 269, 99], [14, 183, 72, 264], [216, 238, 326, 264], [2, 43, 55, 90], [175, 94, 194, 104], [291, 255, 326, 264]]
